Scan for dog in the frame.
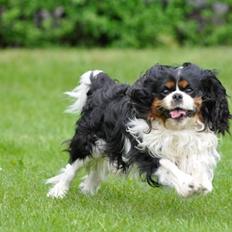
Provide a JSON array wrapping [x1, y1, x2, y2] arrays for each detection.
[[46, 63, 231, 198]]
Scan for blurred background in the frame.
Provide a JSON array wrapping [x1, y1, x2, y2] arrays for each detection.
[[0, 0, 232, 48]]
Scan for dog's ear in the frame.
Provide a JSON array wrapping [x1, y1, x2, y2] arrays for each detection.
[[201, 70, 231, 134], [127, 87, 153, 117], [128, 64, 169, 117]]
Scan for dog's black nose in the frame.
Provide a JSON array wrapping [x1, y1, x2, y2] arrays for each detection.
[[172, 93, 183, 101]]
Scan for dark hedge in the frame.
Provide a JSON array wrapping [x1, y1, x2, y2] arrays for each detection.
[[0, 0, 232, 47]]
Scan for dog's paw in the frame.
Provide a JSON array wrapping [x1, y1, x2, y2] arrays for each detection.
[[176, 175, 201, 197], [47, 183, 68, 198], [199, 181, 213, 195]]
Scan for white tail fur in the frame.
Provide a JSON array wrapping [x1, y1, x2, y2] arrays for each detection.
[[65, 70, 103, 113]]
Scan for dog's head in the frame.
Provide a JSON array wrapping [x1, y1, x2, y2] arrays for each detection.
[[129, 63, 231, 134]]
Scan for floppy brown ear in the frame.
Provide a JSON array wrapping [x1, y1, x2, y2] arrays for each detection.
[[201, 70, 231, 134]]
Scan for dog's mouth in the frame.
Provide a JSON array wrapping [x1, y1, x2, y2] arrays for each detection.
[[169, 108, 195, 120], [159, 107, 195, 120]]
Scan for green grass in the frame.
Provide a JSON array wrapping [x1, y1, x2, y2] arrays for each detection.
[[0, 48, 232, 232]]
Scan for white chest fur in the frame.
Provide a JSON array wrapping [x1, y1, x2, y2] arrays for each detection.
[[127, 118, 220, 176]]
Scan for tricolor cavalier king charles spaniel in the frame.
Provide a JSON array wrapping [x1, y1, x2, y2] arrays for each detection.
[[46, 63, 231, 198]]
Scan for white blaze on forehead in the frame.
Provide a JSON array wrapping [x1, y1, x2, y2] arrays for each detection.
[[177, 66, 183, 77]]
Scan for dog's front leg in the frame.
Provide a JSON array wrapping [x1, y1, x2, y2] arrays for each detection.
[[155, 159, 202, 197], [183, 151, 220, 195]]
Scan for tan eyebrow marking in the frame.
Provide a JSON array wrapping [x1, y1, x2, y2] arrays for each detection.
[[165, 80, 175, 89], [178, 79, 189, 89]]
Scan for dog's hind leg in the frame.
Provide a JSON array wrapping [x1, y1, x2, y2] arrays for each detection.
[[79, 157, 109, 195], [46, 158, 90, 198]]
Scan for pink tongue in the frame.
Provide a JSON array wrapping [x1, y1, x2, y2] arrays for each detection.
[[170, 110, 187, 119]]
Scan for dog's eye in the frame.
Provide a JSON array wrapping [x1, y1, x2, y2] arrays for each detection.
[[185, 88, 193, 93], [161, 89, 170, 95]]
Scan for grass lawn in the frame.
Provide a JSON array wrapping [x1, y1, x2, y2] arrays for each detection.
[[0, 48, 232, 232]]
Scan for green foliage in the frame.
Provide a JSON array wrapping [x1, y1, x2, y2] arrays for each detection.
[[0, 0, 232, 47]]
